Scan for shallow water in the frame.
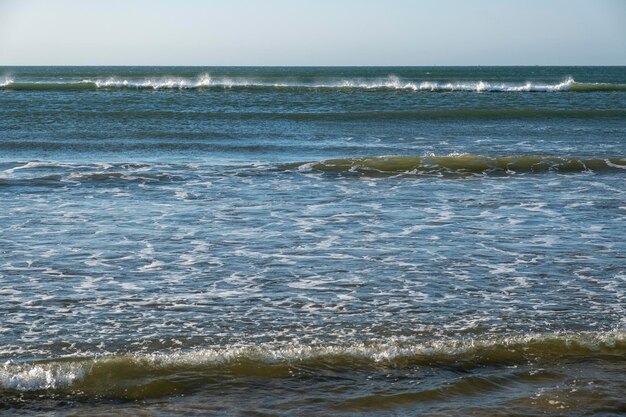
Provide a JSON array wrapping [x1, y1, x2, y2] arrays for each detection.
[[0, 66, 625, 416]]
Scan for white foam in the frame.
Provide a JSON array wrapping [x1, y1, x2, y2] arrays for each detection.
[[317, 76, 576, 92], [138, 260, 164, 271], [136, 331, 620, 368], [120, 282, 145, 291], [606, 159, 626, 169], [75, 74, 578, 92], [0, 361, 87, 391]]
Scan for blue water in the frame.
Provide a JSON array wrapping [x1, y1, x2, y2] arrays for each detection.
[[0, 67, 625, 416]]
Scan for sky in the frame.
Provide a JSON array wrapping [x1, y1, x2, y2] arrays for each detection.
[[0, 0, 624, 66]]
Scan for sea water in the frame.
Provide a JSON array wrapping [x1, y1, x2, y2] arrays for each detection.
[[0, 67, 624, 416]]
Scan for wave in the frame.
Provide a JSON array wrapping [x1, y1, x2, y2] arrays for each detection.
[[2, 75, 625, 92], [0, 331, 623, 398], [288, 155, 626, 176], [0, 172, 181, 187], [1, 155, 624, 187], [0, 162, 184, 187]]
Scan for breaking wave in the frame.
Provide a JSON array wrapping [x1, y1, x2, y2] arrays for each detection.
[[0, 77, 13, 88], [2, 75, 625, 92], [0, 331, 623, 398]]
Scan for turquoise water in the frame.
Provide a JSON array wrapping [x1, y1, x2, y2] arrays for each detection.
[[0, 67, 625, 416]]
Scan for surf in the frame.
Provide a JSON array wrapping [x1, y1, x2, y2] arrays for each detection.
[[2, 75, 625, 92], [1, 330, 623, 397]]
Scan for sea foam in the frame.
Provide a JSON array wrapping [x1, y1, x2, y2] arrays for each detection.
[[2, 74, 623, 92]]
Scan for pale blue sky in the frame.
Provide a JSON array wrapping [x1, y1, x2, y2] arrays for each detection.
[[0, 0, 624, 65]]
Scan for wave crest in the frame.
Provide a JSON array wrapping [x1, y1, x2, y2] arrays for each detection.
[[2, 75, 625, 92], [1, 331, 623, 395]]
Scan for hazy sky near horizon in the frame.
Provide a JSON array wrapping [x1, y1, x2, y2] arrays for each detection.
[[0, 0, 624, 65]]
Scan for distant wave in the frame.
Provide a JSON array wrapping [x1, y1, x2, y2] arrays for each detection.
[[0, 331, 623, 398], [288, 154, 626, 176], [2, 75, 625, 92]]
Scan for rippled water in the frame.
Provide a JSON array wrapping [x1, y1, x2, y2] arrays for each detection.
[[0, 67, 625, 416]]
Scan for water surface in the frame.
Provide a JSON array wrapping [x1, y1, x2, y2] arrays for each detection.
[[0, 66, 625, 416]]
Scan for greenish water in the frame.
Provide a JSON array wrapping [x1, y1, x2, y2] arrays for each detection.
[[0, 66, 625, 416]]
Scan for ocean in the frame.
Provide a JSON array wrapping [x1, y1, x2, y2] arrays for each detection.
[[0, 66, 624, 416]]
